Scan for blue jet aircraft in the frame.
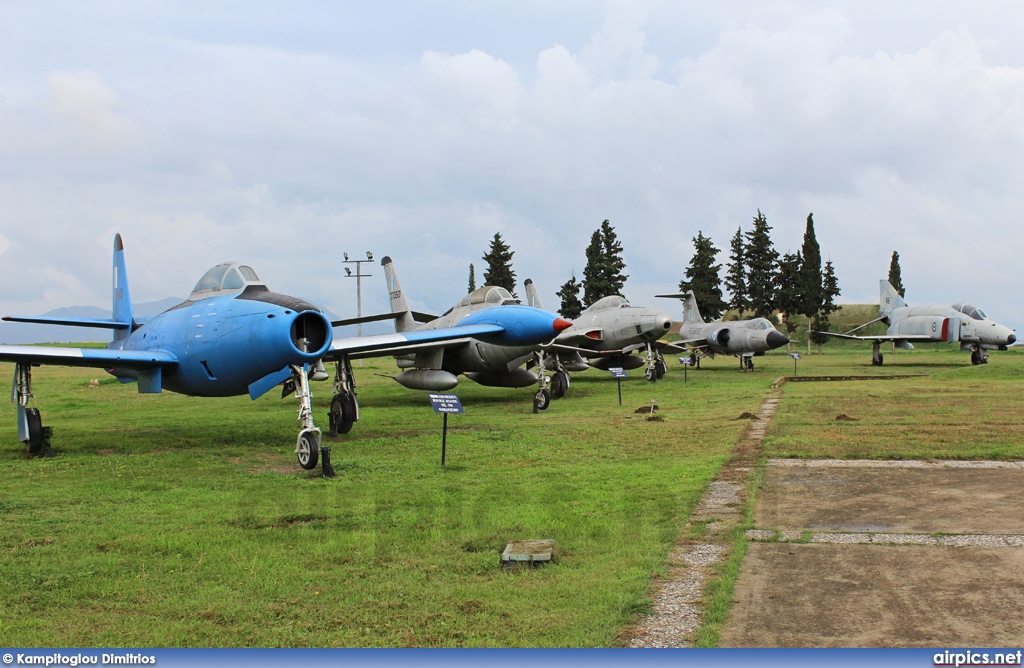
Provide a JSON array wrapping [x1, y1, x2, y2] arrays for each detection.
[[1, 235, 571, 475]]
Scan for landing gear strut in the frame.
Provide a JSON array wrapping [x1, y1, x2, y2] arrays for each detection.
[[872, 342, 884, 366], [290, 364, 327, 476], [533, 351, 551, 412], [328, 356, 359, 436], [643, 344, 666, 383], [12, 364, 53, 457]]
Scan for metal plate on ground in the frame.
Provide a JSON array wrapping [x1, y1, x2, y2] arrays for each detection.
[[502, 539, 555, 563]]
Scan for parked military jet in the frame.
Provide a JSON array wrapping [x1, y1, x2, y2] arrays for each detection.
[[523, 280, 674, 396], [331, 257, 571, 411], [1, 236, 569, 475], [655, 291, 790, 369], [814, 280, 1016, 365]]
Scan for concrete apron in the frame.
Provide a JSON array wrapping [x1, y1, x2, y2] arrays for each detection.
[[722, 459, 1024, 647]]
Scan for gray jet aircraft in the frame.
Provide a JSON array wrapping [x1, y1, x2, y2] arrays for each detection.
[[332, 257, 572, 411], [523, 280, 674, 396], [656, 291, 790, 368], [815, 280, 1016, 365]]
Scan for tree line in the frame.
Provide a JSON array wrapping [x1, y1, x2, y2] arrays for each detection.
[[475, 212, 868, 351]]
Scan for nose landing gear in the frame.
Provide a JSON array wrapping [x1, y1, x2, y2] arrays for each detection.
[[13, 364, 54, 458], [289, 364, 328, 476]]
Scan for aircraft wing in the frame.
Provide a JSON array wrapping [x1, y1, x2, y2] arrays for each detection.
[[331, 311, 437, 327], [812, 331, 934, 342], [655, 338, 708, 352], [2, 315, 132, 330], [0, 344, 178, 369], [323, 324, 503, 359]]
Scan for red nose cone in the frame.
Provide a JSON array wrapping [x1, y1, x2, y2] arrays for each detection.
[[553, 317, 573, 333]]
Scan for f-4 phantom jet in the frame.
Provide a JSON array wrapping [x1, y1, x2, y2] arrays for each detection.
[[331, 257, 572, 410], [1, 236, 569, 475], [656, 291, 790, 368], [814, 280, 1016, 365]]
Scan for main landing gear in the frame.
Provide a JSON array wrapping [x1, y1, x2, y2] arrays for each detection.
[[328, 357, 359, 436], [872, 342, 884, 366], [970, 346, 989, 365], [643, 344, 667, 383], [12, 364, 53, 458]]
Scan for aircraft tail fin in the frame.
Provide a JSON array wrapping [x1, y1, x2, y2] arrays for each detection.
[[879, 280, 906, 316], [111, 234, 135, 341], [381, 256, 416, 333], [655, 291, 705, 324], [523, 278, 542, 310]]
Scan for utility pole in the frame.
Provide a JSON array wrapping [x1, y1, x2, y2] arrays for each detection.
[[344, 251, 374, 365]]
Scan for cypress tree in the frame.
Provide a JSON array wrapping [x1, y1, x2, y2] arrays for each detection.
[[582, 220, 629, 306], [678, 231, 726, 320], [799, 213, 823, 318], [810, 259, 841, 352], [468, 263, 476, 293], [482, 232, 517, 297], [723, 227, 748, 317], [744, 210, 780, 319], [556, 272, 584, 320], [775, 251, 803, 340], [888, 251, 905, 298]]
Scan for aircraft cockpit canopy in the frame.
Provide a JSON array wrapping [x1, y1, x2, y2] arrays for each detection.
[[741, 318, 775, 330], [952, 303, 988, 321], [458, 286, 519, 308], [189, 263, 267, 300], [590, 295, 630, 310]]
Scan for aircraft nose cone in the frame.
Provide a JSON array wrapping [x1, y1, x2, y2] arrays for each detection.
[[1008, 333, 1017, 345], [766, 330, 789, 349], [553, 317, 573, 333]]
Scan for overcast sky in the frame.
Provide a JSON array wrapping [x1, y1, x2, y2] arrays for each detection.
[[2, 1, 1023, 335]]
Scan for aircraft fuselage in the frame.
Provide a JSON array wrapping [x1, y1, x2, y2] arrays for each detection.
[[107, 288, 332, 397]]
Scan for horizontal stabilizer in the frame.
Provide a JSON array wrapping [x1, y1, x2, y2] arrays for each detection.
[[811, 331, 934, 342], [3, 315, 132, 329], [654, 293, 689, 300], [331, 311, 436, 328]]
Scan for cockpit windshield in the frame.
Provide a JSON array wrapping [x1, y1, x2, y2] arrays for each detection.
[[952, 303, 987, 321], [189, 263, 266, 299], [741, 318, 774, 330], [459, 286, 519, 308], [590, 295, 629, 310]]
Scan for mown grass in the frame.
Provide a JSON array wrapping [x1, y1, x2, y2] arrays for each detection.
[[764, 347, 1024, 460], [0, 353, 792, 647]]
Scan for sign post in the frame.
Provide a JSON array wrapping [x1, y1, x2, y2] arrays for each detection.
[[790, 352, 801, 376], [608, 367, 627, 405], [428, 393, 464, 467], [678, 356, 694, 383]]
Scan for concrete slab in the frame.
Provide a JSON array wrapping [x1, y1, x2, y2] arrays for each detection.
[[757, 464, 1024, 534], [721, 543, 1024, 647]]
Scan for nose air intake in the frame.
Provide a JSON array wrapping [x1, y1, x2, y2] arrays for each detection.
[[1008, 333, 1017, 345], [290, 311, 331, 356]]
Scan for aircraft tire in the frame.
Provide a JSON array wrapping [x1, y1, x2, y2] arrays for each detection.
[[329, 393, 357, 436], [655, 359, 667, 379], [644, 367, 656, 383], [25, 408, 44, 455], [551, 371, 568, 399], [971, 350, 982, 365], [534, 388, 551, 411], [297, 432, 320, 470]]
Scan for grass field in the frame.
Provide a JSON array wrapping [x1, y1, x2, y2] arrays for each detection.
[[0, 352, 780, 647], [1, 342, 1020, 647]]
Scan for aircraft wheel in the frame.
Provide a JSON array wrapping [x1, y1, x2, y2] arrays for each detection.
[[297, 432, 320, 470], [534, 389, 551, 411], [644, 367, 657, 383], [689, 353, 698, 367], [25, 408, 44, 455], [655, 359, 667, 380], [329, 393, 356, 436], [872, 354, 884, 366], [971, 350, 982, 365], [551, 371, 568, 399]]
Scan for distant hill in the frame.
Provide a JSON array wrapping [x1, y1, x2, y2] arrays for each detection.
[[0, 297, 185, 344]]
